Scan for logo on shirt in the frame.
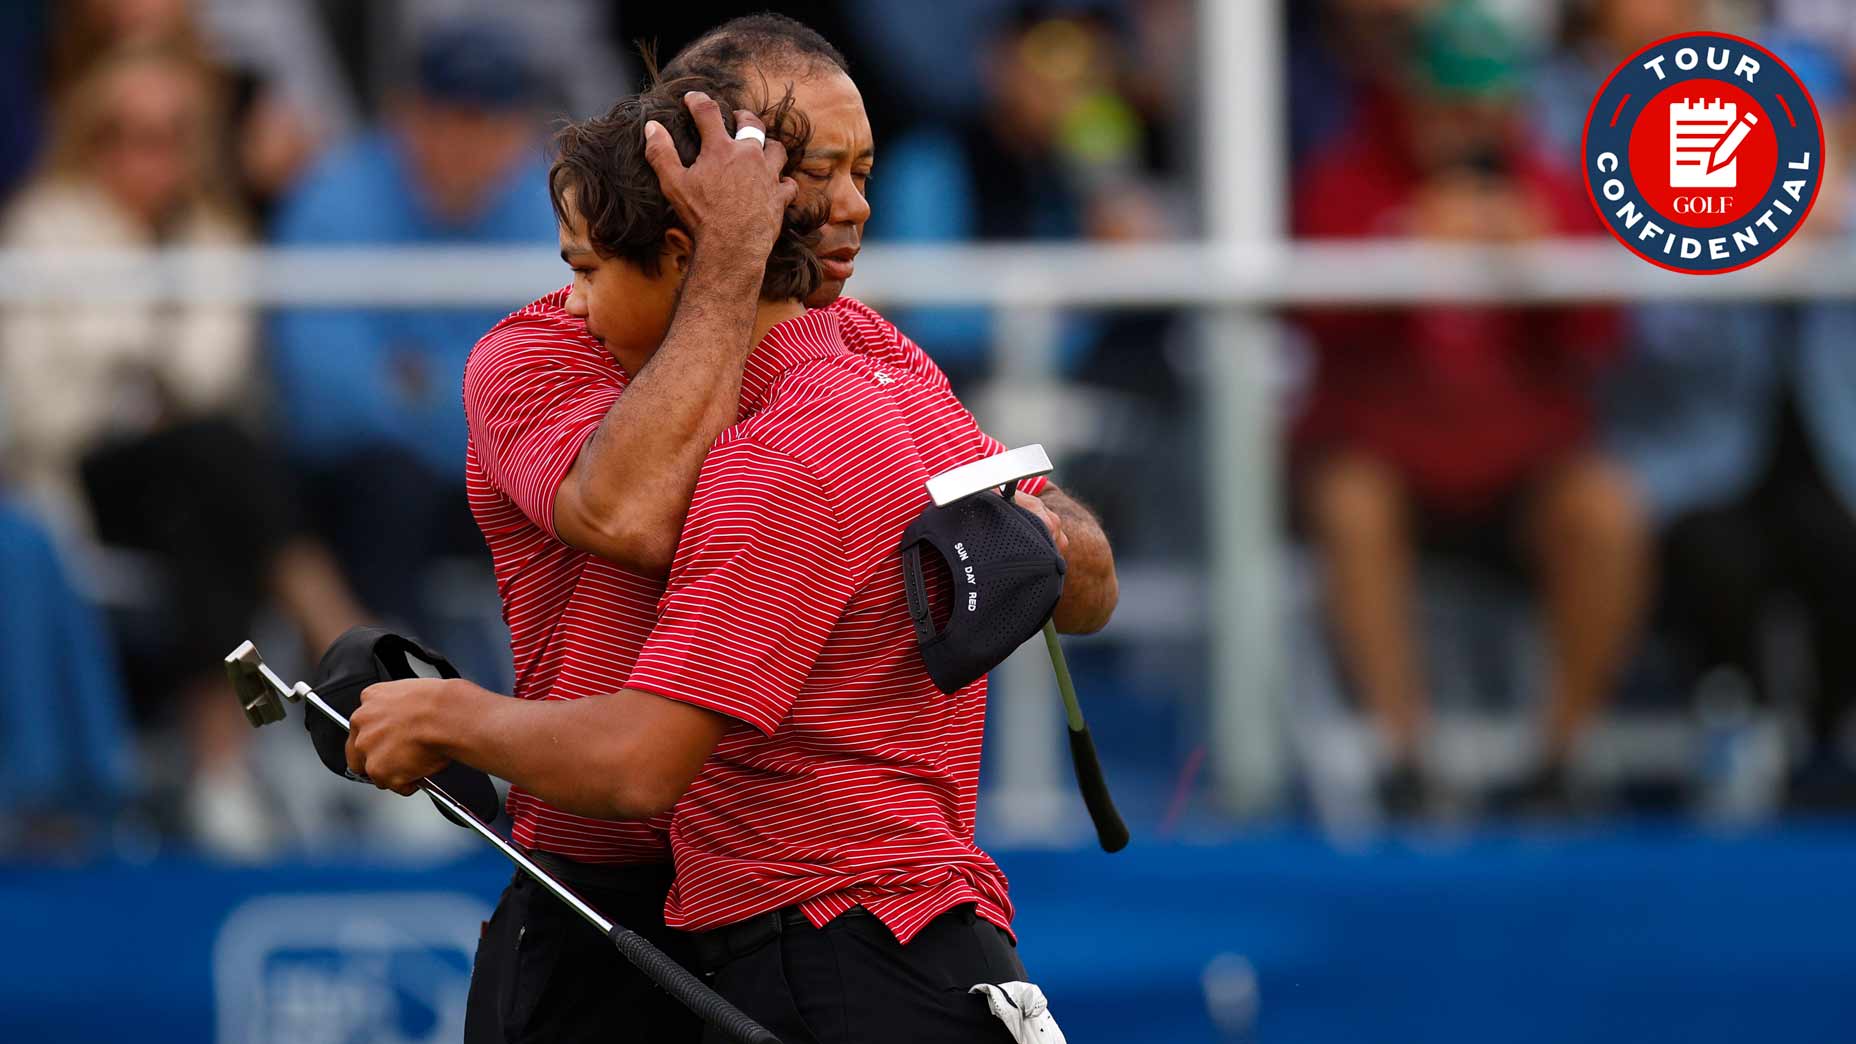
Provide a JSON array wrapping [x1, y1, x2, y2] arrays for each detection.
[[1583, 32, 1822, 274], [872, 369, 895, 386]]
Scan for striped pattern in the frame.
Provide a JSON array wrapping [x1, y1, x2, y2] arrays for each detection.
[[463, 287, 670, 861], [629, 305, 1040, 945], [463, 289, 1043, 944]]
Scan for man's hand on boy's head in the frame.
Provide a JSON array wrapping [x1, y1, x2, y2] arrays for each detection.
[[643, 91, 797, 258]]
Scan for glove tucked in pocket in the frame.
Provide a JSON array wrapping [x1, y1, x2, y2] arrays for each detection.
[[970, 981, 1067, 1044]]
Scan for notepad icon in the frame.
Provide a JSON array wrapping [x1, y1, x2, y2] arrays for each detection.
[[1670, 100, 1758, 189]]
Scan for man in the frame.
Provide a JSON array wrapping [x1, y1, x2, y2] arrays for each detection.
[[1292, 2, 1641, 814], [269, 21, 555, 630], [356, 16, 1116, 1043], [352, 68, 1069, 1042], [532, 14, 1117, 613]]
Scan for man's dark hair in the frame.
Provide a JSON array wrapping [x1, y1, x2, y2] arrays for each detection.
[[662, 13, 849, 83], [547, 62, 824, 302]]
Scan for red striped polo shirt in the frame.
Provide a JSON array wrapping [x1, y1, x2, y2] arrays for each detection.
[[463, 289, 1040, 871], [627, 306, 1040, 945], [463, 287, 670, 862]]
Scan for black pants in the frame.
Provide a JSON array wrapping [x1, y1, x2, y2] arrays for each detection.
[[695, 904, 1025, 1044], [1661, 394, 1856, 747], [297, 444, 485, 632], [79, 417, 308, 715], [465, 860, 701, 1044]]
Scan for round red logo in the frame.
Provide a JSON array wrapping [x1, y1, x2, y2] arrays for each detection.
[[1583, 33, 1824, 274]]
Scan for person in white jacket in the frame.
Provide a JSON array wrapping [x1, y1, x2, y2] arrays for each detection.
[[1, 42, 364, 858]]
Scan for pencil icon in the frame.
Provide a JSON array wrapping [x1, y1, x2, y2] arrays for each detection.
[[1709, 111, 1758, 173]]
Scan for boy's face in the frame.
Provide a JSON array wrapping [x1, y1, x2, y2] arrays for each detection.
[[556, 190, 689, 375]]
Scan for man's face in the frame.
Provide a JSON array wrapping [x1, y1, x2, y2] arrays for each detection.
[[397, 99, 535, 224], [1408, 93, 1514, 175], [557, 191, 687, 375], [783, 70, 874, 307]]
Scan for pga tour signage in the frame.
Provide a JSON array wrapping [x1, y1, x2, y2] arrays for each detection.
[[1583, 32, 1823, 274], [213, 892, 489, 1043]]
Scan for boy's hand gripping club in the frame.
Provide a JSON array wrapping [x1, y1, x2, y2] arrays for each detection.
[[223, 641, 783, 1044]]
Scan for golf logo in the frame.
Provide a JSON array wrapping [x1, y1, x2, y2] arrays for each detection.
[[1583, 32, 1823, 273]]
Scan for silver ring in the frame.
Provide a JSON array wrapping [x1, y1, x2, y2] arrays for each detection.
[[733, 125, 767, 147]]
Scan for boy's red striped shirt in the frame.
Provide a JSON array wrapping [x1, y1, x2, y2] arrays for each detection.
[[463, 290, 1041, 943]]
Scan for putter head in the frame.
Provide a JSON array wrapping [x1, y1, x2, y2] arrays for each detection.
[[224, 640, 295, 728], [926, 444, 1053, 507]]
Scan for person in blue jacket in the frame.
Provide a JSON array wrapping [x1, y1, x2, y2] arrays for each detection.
[[267, 21, 556, 629], [1605, 322, 1856, 810], [0, 499, 137, 855]]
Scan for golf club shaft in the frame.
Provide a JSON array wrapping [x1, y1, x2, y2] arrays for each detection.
[[293, 681, 619, 929], [1042, 623, 1131, 852], [276, 675, 780, 1044], [1042, 622, 1086, 732]]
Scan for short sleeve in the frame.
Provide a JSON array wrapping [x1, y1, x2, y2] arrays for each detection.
[[832, 297, 1048, 496], [463, 323, 622, 534], [625, 442, 858, 735]]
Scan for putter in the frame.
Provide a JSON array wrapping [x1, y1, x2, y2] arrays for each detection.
[[927, 446, 1130, 853], [223, 641, 782, 1044]]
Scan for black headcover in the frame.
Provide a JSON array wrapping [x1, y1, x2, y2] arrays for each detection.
[[900, 490, 1067, 695], [308, 626, 502, 826]]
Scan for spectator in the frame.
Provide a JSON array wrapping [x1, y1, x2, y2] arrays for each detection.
[[1534, 0, 1706, 155], [0, 1, 51, 205], [0, 44, 366, 858], [1603, 40, 1856, 813], [0, 499, 138, 858], [1534, 2, 1826, 820], [47, 0, 207, 96], [267, 22, 554, 631], [1120, 0, 1195, 182], [1601, 334, 1856, 814], [1287, 0, 1441, 170], [403, 0, 625, 118], [1291, 0, 1647, 815], [51, 0, 344, 237], [873, 5, 1178, 383]]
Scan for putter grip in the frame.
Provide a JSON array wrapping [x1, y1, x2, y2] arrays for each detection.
[[607, 926, 781, 1044], [1068, 726, 1130, 853]]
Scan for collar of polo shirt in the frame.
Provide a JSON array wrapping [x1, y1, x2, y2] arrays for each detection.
[[737, 308, 847, 417]]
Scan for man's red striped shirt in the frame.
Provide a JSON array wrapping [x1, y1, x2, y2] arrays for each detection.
[[463, 290, 1040, 944], [627, 304, 1039, 944]]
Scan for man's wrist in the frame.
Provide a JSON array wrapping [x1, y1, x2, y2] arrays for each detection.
[[688, 235, 773, 291], [424, 678, 488, 761]]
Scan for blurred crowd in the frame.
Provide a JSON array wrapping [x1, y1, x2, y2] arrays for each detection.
[[0, 0, 1198, 861], [1, 0, 1854, 863], [1287, 0, 1856, 824]]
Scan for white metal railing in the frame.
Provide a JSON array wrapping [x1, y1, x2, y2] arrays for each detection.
[[4, 239, 1852, 308]]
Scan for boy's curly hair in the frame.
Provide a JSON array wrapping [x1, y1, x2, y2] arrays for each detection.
[[547, 57, 824, 302]]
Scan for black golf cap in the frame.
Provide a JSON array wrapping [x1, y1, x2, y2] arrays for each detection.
[[900, 489, 1067, 694], [307, 626, 502, 826]]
